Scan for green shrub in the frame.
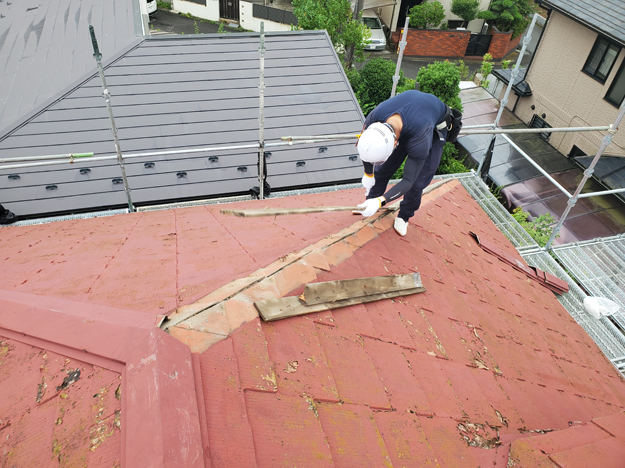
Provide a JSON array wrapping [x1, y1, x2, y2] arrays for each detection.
[[347, 68, 375, 115], [511, 207, 558, 247], [157, 1, 171, 10], [395, 77, 417, 95], [455, 60, 472, 81], [416, 60, 463, 112], [437, 142, 469, 174], [350, 58, 410, 115], [392, 142, 468, 179], [477, 53, 493, 87], [408, 1, 446, 29], [360, 58, 398, 106]]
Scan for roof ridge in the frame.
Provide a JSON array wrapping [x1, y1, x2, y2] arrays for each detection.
[[164, 179, 461, 353]]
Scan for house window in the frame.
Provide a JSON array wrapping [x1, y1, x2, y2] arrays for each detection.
[[583, 37, 621, 83], [606, 60, 625, 107]]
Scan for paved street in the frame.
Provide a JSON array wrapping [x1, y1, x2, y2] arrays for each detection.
[[149, 8, 486, 80], [149, 8, 242, 35]]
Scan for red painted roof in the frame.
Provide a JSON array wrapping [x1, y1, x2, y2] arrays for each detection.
[[0, 336, 121, 466], [2, 180, 625, 467], [189, 181, 625, 467], [0, 190, 365, 314]]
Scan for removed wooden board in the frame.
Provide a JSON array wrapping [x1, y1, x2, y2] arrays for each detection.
[[256, 273, 425, 322], [257, 287, 425, 322], [220, 205, 397, 218], [302, 273, 423, 305]]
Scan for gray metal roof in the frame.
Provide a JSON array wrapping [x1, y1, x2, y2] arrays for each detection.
[[0, 0, 140, 132], [0, 31, 365, 217], [540, 0, 625, 45]]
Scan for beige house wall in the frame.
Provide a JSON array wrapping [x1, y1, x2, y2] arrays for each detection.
[[514, 11, 625, 157]]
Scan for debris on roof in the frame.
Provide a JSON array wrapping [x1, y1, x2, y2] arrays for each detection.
[[256, 272, 426, 321], [2, 179, 624, 466], [470, 231, 570, 294]]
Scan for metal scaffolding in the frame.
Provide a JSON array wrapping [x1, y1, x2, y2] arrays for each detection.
[[3, 19, 625, 373], [89, 26, 135, 212], [445, 172, 625, 372]]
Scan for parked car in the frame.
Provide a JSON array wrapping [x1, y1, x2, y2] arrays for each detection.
[[362, 11, 386, 51]]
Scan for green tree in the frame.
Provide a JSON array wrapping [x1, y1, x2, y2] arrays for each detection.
[[451, 0, 481, 27], [408, 1, 446, 29], [292, 0, 369, 69], [478, 0, 537, 38], [416, 60, 463, 111], [511, 207, 558, 246], [346, 68, 376, 116]]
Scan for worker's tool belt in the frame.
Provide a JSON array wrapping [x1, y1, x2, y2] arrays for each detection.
[[435, 104, 463, 144]]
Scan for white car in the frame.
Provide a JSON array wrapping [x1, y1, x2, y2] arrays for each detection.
[[362, 12, 386, 51], [147, 0, 157, 16]]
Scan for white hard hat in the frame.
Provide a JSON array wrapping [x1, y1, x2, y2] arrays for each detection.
[[357, 122, 396, 164]]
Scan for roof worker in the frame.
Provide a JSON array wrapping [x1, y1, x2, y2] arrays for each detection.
[[355, 90, 461, 236]]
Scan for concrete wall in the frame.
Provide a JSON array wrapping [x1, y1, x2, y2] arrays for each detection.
[[173, 0, 220, 21], [515, 11, 625, 157], [239, 1, 292, 32]]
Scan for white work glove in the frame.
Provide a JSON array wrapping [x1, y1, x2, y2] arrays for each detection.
[[361, 173, 375, 196], [356, 197, 384, 217]]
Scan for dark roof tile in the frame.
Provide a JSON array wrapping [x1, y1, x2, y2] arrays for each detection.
[[541, 0, 625, 44], [0, 32, 364, 217]]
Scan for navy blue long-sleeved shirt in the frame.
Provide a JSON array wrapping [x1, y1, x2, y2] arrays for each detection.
[[363, 90, 446, 202]]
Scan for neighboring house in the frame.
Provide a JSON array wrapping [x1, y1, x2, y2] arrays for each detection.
[[441, 0, 490, 32], [387, 0, 490, 33], [172, 0, 400, 35], [0, 0, 364, 219], [173, 0, 298, 31], [510, 0, 625, 159]]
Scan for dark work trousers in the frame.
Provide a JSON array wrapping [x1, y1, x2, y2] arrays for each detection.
[[368, 130, 446, 222]]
